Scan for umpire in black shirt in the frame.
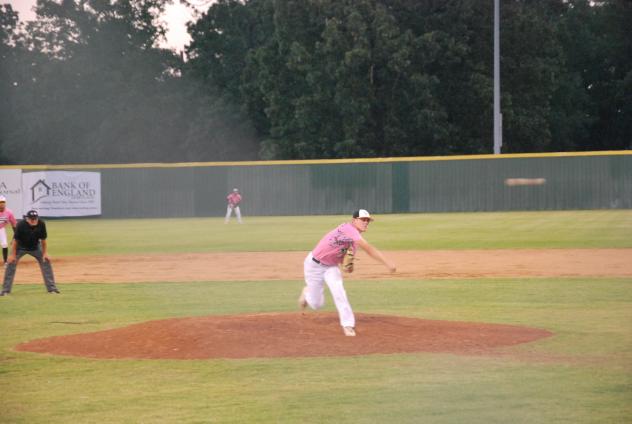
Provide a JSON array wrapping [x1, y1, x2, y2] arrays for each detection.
[[1, 210, 59, 295]]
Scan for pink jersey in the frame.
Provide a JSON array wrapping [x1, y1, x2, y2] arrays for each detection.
[[227, 193, 241, 206], [312, 223, 363, 266], [0, 208, 17, 229]]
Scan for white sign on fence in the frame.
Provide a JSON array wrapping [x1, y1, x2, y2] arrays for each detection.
[[22, 171, 101, 217], [0, 169, 24, 217]]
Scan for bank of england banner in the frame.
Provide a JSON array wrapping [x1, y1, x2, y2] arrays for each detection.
[[0, 169, 24, 217], [22, 171, 101, 217]]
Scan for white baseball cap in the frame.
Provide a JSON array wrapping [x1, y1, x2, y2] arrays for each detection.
[[0, 195, 6, 202], [353, 209, 373, 221], [233, 188, 239, 192]]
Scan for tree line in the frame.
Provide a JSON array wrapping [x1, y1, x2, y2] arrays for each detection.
[[0, 0, 630, 164]]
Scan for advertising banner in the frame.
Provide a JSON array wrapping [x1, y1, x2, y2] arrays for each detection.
[[0, 169, 24, 217], [22, 171, 101, 217]]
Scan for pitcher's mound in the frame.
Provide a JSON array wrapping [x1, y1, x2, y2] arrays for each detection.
[[16, 312, 552, 359]]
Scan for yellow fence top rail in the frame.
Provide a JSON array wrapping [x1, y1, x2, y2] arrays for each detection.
[[1, 150, 631, 170]]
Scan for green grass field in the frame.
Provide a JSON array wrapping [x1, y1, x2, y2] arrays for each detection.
[[50, 209, 632, 255], [1, 210, 631, 423]]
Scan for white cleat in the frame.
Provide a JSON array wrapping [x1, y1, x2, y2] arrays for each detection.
[[343, 326, 356, 337], [298, 287, 308, 310]]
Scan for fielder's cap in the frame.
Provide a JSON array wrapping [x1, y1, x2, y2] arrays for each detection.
[[353, 209, 373, 221], [233, 188, 239, 192], [0, 195, 6, 202], [26, 210, 39, 219]]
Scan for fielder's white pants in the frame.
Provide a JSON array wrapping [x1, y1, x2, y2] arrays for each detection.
[[0, 227, 7, 248], [303, 253, 355, 328], [225, 206, 242, 223]]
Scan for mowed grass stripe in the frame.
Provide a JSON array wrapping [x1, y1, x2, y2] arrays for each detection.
[[48, 210, 632, 256]]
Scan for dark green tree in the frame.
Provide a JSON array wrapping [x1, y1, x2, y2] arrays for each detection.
[[581, 0, 631, 150], [0, 4, 33, 164], [1, 0, 259, 164], [3, 0, 630, 164]]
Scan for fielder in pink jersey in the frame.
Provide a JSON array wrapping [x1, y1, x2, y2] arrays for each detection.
[[0, 196, 17, 265], [225, 188, 243, 223], [299, 209, 396, 336]]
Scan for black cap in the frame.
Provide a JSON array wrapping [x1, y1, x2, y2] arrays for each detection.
[[26, 210, 39, 219]]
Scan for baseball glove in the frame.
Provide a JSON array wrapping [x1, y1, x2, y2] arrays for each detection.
[[342, 248, 354, 273]]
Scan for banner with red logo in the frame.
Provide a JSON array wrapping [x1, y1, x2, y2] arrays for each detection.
[[22, 171, 101, 217]]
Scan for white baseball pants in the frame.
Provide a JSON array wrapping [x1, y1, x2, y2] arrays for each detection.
[[0, 227, 7, 248], [225, 206, 242, 223], [303, 253, 355, 328]]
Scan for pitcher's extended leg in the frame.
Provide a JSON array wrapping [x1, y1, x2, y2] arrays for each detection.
[[323, 267, 355, 328]]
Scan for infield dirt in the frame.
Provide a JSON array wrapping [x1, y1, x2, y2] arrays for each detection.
[[8, 248, 632, 284]]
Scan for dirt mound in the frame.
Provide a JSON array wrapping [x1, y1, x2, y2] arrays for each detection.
[[16, 312, 552, 359]]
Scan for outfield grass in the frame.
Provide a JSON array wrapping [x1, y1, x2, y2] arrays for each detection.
[[1, 279, 630, 424], [48, 209, 632, 255], [1, 210, 631, 423]]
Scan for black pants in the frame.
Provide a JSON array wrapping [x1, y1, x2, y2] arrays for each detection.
[[3, 247, 58, 293]]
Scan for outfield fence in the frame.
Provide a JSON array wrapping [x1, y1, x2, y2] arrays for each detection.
[[3, 151, 631, 218]]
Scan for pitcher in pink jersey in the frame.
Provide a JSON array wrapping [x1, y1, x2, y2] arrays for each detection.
[[299, 209, 396, 337], [0, 196, 17, 265]]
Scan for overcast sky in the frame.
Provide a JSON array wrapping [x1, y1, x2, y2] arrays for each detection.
[[6, 0, 206, 52]]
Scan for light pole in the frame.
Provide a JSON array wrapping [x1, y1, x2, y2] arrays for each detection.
[[493, 0, 502, 154]]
